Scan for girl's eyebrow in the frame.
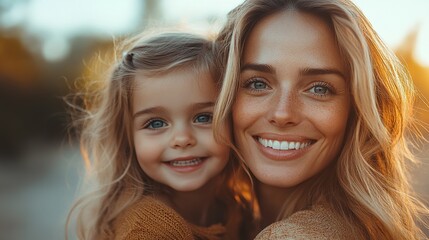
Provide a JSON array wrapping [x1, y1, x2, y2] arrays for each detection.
[[190, 102, 215, 113], [133, 102, 215, 119], [192, 102, 214, 109], [133, 107, 165, 119]]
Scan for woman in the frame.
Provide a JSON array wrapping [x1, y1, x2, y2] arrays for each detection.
[[214, 0, 428, 239]]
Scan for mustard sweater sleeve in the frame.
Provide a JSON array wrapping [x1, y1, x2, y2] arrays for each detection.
[[255, 204, 355, 240], [114, 197, 195, 240]]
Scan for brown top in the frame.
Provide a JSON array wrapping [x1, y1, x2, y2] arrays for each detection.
[[255, 204, 356, 240], [113, 196, 225, 240]]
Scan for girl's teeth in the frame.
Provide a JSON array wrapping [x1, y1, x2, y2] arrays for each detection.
[[258, 137, 310, 150], [170, 158, 202, 167]]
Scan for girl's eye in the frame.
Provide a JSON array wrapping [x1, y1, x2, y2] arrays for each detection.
[[144, 119, 167, 129], [308, 83, 333, 96], [194, 113, 213, 124], [243, 78, 269, 91]]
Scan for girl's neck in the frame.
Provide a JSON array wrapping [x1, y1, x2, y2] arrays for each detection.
[[159, 175, 224, 227], [255, 181, 294, 229]]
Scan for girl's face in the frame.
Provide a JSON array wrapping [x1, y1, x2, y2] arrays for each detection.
[[233, 11, 350, 188], [132, 68, 230, 192]]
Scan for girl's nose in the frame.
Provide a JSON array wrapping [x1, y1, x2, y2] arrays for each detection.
[[170, 125, 197, 148]]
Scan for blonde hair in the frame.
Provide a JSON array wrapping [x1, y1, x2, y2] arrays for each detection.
[[214, 0, 428, 239], [66, 31, 243, 239]]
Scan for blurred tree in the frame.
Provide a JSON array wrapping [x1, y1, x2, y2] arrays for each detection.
[[0, 34, 45, 160], [0, 35, 41, 88], [0, 0, 161, 162]]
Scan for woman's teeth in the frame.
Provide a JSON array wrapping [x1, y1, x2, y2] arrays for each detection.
[[258, 137, 311, 150], [169, 158, 202, 167]]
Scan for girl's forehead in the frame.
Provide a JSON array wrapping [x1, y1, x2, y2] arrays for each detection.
[[133, 68, 215, 89]]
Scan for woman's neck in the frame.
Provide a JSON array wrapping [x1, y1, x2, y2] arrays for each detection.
[[255, 181, 294, 229], [159, 175, 224, 227]]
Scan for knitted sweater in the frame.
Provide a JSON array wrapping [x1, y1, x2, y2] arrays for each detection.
[[255, 204, 356, 240], [113, 196, 225, 240]]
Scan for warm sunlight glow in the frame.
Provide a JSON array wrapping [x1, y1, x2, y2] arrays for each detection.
[[3, 0, 429, 65], [353, 0, 429, 66], [415, 22, 429, 66]]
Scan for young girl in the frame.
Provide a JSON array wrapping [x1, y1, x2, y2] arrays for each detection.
[[67, 31, 253, 239], [214, 0, 428, 239]]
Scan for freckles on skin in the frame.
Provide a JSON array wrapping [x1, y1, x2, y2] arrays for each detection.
[[306, 93, 350, 160], [233, 10, 350, 188]]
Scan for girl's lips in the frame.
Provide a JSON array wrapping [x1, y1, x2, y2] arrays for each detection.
[[164, 157, 207, 173], [168, 158, 203, 167]]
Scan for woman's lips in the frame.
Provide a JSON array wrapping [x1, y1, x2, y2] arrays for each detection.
[[257, 137, 314, 150], [254, 136, 315, 161]]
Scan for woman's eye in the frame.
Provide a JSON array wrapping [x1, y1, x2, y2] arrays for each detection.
[[144, 119, 167, 129], [308, 83, 332, 96], [243, 78, 269, 91], [194, 113, 213, 124], [251, 81, 267, 89]]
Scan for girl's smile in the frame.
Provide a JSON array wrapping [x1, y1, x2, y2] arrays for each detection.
[[163, 156, 206, 173]]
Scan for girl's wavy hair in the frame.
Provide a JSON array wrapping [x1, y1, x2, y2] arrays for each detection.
[[66, 30, 245, 239], [214, 0, 428, 239]]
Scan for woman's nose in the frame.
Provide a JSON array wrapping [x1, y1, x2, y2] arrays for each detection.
[[170, 125, 197, 148], [268, 90, 300, 127]]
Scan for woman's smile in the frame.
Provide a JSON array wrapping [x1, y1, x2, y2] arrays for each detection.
[[256, 137, 315, 150]]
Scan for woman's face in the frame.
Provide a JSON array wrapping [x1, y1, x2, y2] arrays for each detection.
[[233, 10, 350, 188]]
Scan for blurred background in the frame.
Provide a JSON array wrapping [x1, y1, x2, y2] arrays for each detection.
[[0, 0, 428, 239]]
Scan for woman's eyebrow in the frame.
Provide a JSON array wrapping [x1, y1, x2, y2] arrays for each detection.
[[300, 67, 345, 79], [241, 63, 276, 74]]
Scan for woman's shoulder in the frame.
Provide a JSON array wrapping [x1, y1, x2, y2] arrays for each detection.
[[255, 204, 355, 240], [113, 196, 194, 240]]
